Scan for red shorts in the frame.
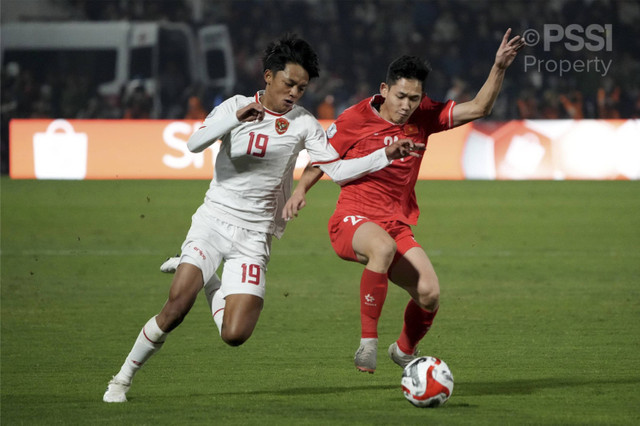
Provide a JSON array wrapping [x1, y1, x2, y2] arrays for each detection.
[[328, 212, 421, 264]]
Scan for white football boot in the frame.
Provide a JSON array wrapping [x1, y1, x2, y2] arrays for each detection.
[[160, 255, 180, 273], [103, 376, 131, 403]]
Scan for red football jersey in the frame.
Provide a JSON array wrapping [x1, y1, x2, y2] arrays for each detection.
[[328, 94, 455, 225]]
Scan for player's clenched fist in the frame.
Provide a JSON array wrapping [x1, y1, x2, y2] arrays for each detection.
[[236, 102, 265, 122]]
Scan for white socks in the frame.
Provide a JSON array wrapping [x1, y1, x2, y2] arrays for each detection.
[[203, 274, 224, 334], [116, 316, 167, 384], [211, 289, 226, 334], [114, 274, 224, 385]]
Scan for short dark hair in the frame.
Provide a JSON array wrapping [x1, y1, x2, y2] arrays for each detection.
[[262, 34, 320, 79], [386, 55, 431, 87]]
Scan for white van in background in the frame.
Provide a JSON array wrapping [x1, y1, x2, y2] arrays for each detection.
[[0, 21, 235, 117]]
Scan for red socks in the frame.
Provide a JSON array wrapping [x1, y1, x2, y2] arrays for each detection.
[[359, 269, 388, 338], [359, 268, 438, 351], [397, 299, 438, 354]]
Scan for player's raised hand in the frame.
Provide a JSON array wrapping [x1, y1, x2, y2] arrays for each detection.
[[385, 138, 426, 160], [495, 28, 525, 70], [237, 102, 265, 122]]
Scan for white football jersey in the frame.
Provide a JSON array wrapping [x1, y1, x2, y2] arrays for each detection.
[[187, 91, 391, 238], [192, 92, 335, 238]]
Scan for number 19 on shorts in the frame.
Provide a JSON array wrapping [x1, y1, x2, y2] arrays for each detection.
[[241, 263, 261, 285]]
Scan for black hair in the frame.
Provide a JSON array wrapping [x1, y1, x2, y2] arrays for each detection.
[[262, 34, 320, 79], [386, 55, 431, 87]]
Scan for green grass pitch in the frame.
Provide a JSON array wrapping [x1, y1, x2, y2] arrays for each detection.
[[2, 177, 639, 425]]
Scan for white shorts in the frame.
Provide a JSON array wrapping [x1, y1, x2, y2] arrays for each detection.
[[179, 203, 272, 299]]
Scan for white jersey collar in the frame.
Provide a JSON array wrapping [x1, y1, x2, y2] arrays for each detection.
[[255, 90, 293, 117]]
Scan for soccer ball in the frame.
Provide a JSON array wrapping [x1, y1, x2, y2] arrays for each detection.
[[401, 356, 454, 408]]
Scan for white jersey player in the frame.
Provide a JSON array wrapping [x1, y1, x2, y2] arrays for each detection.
[[103, 35, 422, 403], [191, 90, 394, 239]]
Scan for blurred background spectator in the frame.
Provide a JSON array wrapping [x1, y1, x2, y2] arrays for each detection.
[[316, 95, 336, 120], [1, 0, 639, 174], [123, 84, 153, 119]]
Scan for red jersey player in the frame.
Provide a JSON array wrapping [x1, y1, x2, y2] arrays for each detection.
[[284, 29, 524, 373]]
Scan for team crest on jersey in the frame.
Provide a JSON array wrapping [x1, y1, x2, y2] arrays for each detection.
[[403, 124, 419, 136], [275, 117, 289, 135]]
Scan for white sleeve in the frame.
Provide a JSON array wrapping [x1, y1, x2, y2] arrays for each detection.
[[316, 146, 391, 186], [303, 116, 391, 185], [187, 100, 241, 153]]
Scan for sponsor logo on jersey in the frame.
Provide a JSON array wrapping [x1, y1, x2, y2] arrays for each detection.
[[275, 117, 289, 135]]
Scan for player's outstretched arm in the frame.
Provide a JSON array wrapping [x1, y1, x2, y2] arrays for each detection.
[[283, 139, 426, 220], [451, 28, 525, 127], [318, 138, 425, 186], [282, 165, 324, 221]]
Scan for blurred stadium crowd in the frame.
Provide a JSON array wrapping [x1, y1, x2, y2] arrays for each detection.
[[2, 0, 639, 173]]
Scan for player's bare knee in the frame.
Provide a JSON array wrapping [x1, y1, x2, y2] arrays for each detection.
[[221, 328, 251, 347], [220, 320, 254, 346], [222, 336, 248, 347], [417, 287, 440, 311], [369, 238, 397, 266]]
